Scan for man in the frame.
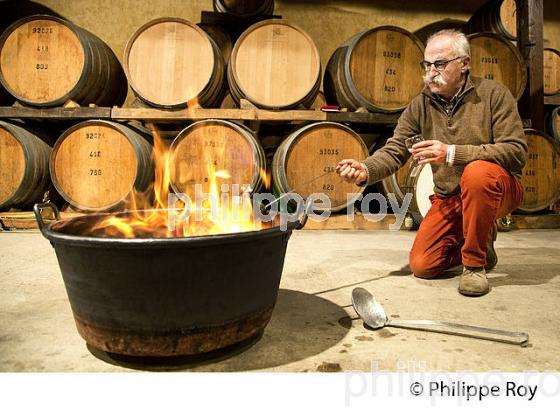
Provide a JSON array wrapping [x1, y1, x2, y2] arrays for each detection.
[[336, 29, 527, 297]]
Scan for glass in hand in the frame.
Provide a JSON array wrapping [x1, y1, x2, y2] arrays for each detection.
[[405, 135, 424, 168]]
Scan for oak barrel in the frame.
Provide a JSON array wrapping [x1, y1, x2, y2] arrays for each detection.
[[50, 120, 154, 212], [0, 15, 127, 107], [124, 18, 225, 108], [544, 48, 560, 96], [465, 0, 517, 40], [545, 106, 560, 143], [272, 122, 368, 212], [169, 120, 266, 199], [227, 20, 321, 109], [0, 120, 52, 210], [517, 129, 559, 213], [324, 26, 425, 113], [467, 32, 526, 100], [213, 0, 274, 17]]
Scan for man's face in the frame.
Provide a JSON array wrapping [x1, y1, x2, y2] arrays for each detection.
[[422, 36, 469, 98]]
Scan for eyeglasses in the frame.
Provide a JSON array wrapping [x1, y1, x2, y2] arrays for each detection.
[[420, 56, 464, 71]]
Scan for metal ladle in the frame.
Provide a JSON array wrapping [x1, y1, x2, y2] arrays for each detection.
[[351, 287, 529, 346]]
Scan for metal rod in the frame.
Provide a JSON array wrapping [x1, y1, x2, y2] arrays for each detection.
[[262, 171, 331, 210]]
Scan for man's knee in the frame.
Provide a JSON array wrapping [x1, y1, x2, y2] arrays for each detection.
[[461, 160, 501, 191], [409, 252, 440, 279]]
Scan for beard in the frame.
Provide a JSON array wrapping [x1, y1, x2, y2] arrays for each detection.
[[423, 73, 447, 87]]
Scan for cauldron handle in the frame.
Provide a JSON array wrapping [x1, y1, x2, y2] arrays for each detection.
[[287, 200, 312, 230], [33, 202, 60, 233]]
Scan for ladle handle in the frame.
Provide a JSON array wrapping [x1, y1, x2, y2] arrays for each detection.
[[33, 202, 60, 233], [387, 319, 529, 346]]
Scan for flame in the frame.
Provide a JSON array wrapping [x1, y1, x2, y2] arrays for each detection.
[[81, 123, 268, 239], [259, 167, 271, 190]]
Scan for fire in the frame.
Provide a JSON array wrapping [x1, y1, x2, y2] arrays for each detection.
[[81, 124, 267, 239], [259, 167, 271, 190]]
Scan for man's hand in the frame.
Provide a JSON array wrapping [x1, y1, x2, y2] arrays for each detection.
[[336, 159, 367, 185], [410, 139, 448, 165]]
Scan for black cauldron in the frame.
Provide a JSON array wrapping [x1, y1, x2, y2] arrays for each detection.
[[34, 203, 307, 357]]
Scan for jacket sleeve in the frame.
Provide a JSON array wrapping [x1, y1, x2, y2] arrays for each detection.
[[452, 86, 527, 174], [361, 97, 421, 185]]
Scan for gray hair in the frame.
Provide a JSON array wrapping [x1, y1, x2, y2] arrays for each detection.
[[426, 29, 471, 58]]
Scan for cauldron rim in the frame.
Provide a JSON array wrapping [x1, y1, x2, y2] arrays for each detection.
[[36, 206, 303, 249]]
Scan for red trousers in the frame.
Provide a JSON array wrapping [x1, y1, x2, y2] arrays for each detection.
[[409, 160, 523, 278]]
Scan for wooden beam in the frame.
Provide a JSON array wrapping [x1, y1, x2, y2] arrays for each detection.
[[0, 106, 111, 119], [516, 0, 544, 131], [0, 106, 400, 125], [326, 111, 400, 124], [545, 95, 560, 106], [111, 107, 328, 122]]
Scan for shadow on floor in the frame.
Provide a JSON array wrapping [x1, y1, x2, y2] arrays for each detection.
[[489, 263, 560, 287], [313, 263, 414, 297], [86, 288, 350, 371]]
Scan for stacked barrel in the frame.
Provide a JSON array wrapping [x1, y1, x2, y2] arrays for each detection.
[[272, 122, 368, 212], [0, 121, 53, 210], [227, 20, 321, 110], [124, 18, 225, 109], [0, 15, 127, 107], [324, 26, 425, 113]]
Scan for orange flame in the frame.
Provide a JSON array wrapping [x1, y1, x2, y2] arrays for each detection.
[[259, 167, 271, 191], [84, 124, 268, 239]]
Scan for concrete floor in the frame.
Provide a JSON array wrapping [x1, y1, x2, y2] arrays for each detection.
[[1, 229, 559, 372]]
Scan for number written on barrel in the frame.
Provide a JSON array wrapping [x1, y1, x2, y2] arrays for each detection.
[[86, 133, 104, 140], [323, 184, 335, 191], [89, 151, 101, 158], [383, 51, 401, 58], [32, 27, 53, 34], [481, 56, 498, 64], [36, 64, 48, 70], [90, 169, 102, 176], [319, 148, 339, 155], [323, 166, 336, 173], [36, 45, 49, 52], [205, 140, 225, 148]]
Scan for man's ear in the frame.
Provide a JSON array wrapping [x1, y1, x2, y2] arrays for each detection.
[[461, 56, 471, 72]]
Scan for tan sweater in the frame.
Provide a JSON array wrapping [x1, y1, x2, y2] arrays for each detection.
[[362, 75, 527, 197]]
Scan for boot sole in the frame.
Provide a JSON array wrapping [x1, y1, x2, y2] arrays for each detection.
[[458, 287, 490, 297]]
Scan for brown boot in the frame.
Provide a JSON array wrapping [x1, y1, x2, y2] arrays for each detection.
[[485, 222, 498, 271], [458, 267, 490, 296]]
